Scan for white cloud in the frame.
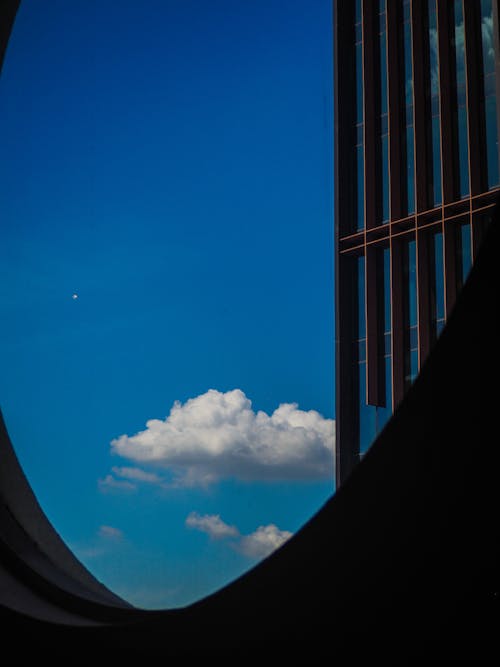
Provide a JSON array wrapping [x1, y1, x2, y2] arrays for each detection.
[[185, 512, 239, 540], [237, 524, 293, 559], [185, 511, 293, 560], [98, 473, 137, 493], [482, 15, 495, 66], [98, 525, 124, 541], [71, 525, 125, 561], [111, 466, 162, 484], [110, 389, 334, 487], [98, 466, 164, 492]]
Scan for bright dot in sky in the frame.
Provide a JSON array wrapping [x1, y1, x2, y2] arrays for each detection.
[[72, 293, 78, 300]]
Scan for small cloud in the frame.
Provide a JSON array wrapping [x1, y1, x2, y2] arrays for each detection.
[[185, 512, 239, 540], [110, 389, 335, 487], [185, 511, 293, 559], [71, 525, 125, 561], [98, 525, 124, 541], [237, 524, 293, 559], [112, 466, 162, 484], [98, 474, 137, 493]]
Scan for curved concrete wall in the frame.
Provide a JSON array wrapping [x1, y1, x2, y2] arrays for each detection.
[[1, 2, 499, 662]]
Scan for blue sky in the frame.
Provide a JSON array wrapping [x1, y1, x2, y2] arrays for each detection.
[[0, 0, 334, 609]]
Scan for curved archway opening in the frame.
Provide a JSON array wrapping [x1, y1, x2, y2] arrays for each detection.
[[0, 0, 334, 609]]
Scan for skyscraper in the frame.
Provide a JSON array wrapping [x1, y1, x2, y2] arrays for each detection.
[[334, 0, 500, 485]]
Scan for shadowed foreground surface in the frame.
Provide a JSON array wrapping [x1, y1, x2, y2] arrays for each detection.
[[1, 2, 499, 663]]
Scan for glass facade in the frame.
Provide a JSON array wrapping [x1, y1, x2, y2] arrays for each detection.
[[429, 230, 446, 342], [403, 0, 415, 214], [379, 0, 390, 223], [456, 222, 472, 291], [357, 255, 376, 456], [355, 0, 365, 231], [453, 0, 470, 198], [427, 0, 442, 207], [480, 0, 500, 188], [403, 238, 418, 391], [376, 246, 392, 429], [336, 0, 500, 485], [356, 247, 393, 457]]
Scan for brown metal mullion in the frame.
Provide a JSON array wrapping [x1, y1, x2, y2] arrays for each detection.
[[437, 0, 456, 203], [411, 0, 430, 213]]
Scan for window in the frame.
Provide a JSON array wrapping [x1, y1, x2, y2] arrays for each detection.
[[480, 0, 500, 188], [453, 0, 470, 197], [0, 0, 334, 611], [403, 0, 415, 214], [429, 230, 446, 342], [355, 0, 365, 231], [403, 238, 418, 391], [427, 0, 442, 207], [356, 255, 376, 456], [456, 222, 472, 291], [375, 246, 392, 429], [378, 0, 390, 223]]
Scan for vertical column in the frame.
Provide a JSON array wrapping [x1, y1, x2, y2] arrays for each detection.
[[335, 0, 356, 237], [493, 0, 500, 171], [335, 254, 359, 485], [335, 0, 359, 486]]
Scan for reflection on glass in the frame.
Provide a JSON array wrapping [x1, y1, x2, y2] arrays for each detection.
[[379, 0, 389, 223], [359, 360, 376, 456], [428, 0, 442, 206], [430, 231, 445, 341], [456, 222, 472, 291], [355, 1, 365, 231], [356, 144, 365, 231], [376, 246, 392, 430], [403, 0, 415, 214], [480, 0, 500, 188], [473, 211, 494, 253], [358, 254, 366, 340], [356, 255, 376, 456], [453, 0, 470, 197], [403, 238, 418, 390]]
